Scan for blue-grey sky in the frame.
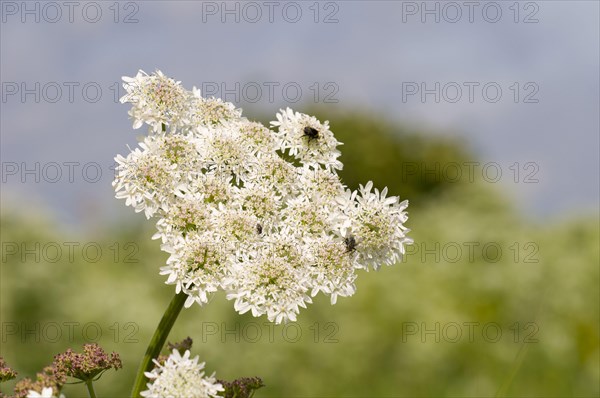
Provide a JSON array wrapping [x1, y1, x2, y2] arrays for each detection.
[[1, 0, 598, 227]]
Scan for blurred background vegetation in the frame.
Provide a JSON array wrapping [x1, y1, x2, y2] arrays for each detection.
[[1, 111, 598, 397]]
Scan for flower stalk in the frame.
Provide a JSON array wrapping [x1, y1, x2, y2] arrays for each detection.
[[85, 380, 97, 398], [131, 292, 187, 398]]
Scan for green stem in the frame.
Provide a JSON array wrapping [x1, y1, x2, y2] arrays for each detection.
[[131, 292, 187, 398], [85, 380, 97, 398]]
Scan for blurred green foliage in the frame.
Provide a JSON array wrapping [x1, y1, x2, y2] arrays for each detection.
[[1, 112, 598, 397]]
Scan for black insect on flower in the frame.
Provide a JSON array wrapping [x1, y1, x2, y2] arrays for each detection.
[[256, 223, 263, 235], [303, 126, 320, 143], [344, 236, 357, 253]]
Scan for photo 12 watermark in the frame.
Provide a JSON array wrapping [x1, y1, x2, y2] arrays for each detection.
[[400, 321, 540, 343], [400, 1, 540, 24], [1, 1, 140, 23], [400, 161, 540, 184], [401, 241, 540, 264], [2, 161, 104, 184], [1, 321, 139, 344], [401, 82, 540, 104], [2, 81, 106, 104], [199, 1, 340, 23], [196, 321, 339, 344], [1, 241, 140, 264], [199, 81, 340, 104]]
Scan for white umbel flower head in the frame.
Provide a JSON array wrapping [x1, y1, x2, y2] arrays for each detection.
[[113, 132, 202, 218], [27, 388, 65, 398], [141, 349, 223, 398], [271, 107, 343, 170], [225, 236, 312, 323], [120, 70, 190, 132], [115, 71, 412, 324], [304, 233, 357, 305], [189, 87, 243, 128], [337, 181, 413, 270]]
